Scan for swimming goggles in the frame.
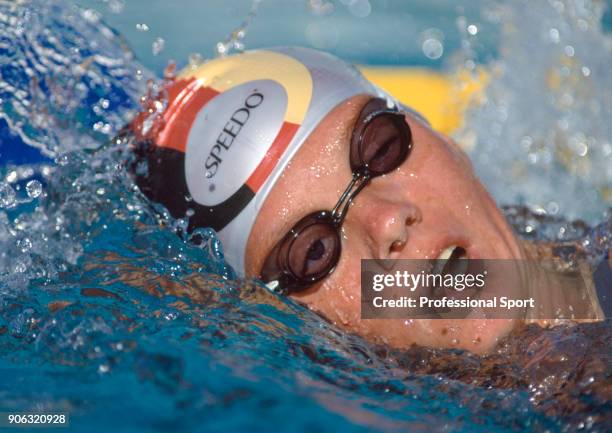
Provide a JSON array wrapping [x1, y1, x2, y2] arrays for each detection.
[[260, 97, 413, 295]]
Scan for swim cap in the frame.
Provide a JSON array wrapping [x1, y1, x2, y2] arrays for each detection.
[[128, 47, 410, 275]]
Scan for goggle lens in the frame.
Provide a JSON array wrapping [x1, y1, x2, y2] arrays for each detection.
[[287, 219, 340, 280]]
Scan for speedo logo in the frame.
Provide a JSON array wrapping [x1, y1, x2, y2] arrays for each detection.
[[204, 91, 264, 179], [185, 79, 288, 207]]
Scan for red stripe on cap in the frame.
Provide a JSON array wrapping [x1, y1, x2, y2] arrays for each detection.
[[157, 84, 220, 153], [245, 121, 300, 193]]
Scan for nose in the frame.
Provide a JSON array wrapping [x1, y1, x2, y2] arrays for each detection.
[[347, 190, 421, 260]]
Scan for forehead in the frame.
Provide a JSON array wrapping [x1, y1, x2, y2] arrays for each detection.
[[245, 94, 372, 276]]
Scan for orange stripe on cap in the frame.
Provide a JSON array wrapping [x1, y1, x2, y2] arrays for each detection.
[[157, 83, 220, 153], [245, 121, 299, 193]]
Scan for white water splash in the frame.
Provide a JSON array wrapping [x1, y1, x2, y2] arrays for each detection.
[[455, 0, 612, 223]]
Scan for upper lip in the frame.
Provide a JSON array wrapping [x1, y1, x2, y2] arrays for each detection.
[[375, 236, 474, 274], [431, 236, 474, 261]]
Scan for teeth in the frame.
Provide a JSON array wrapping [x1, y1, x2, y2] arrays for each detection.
[[436, 245, 458, 261], [432, 245, 458, 276]]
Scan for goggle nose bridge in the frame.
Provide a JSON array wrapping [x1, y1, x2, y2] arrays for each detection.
[[331, 173, 371, 226]]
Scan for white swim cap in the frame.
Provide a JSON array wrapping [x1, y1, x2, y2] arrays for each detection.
[[129, 47, 409, 275]]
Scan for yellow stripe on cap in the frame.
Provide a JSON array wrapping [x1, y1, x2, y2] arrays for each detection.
[[179, 50, 313, 125]]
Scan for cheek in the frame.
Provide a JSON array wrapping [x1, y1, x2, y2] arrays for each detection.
[[402, 134, 491, 223], [294, 245, 364, 326], [422, 145, 476, 193]]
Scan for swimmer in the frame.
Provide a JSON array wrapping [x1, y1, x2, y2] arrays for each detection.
[[122, 47, 607, 354]]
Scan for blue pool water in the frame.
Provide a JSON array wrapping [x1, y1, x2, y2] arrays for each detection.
[[0, 1, 610, 432]]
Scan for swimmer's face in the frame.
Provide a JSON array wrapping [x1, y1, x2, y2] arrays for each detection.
[[245, 95, 525, 354]]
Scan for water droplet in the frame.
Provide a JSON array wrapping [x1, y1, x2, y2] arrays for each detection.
[[82, 9, 101, 24], [421, 29, 444, 60], [467, 24, 478, 35], [216, 42, 227, 56], [422, 39, 443, 59], [136, 23, 149, 32], [108, 0, 124, 14], [57, 155, 69, 166], [549, 28, 560, 43], [18, 166, 34, 180], [0, 183, 16, 208], [152, 37, 165, 56], [5, 171, 17, 183], [26, 180, 42, 198], [188, 52, 203, 68]]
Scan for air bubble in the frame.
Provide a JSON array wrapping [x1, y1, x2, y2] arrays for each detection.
[[13, 260, 27, 273], [26, 180, 42, 198], [18, 238, 32, 253], [576, 141, 588, 157], [546, 201, 560, 215], [422, 38, 444, 60]]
